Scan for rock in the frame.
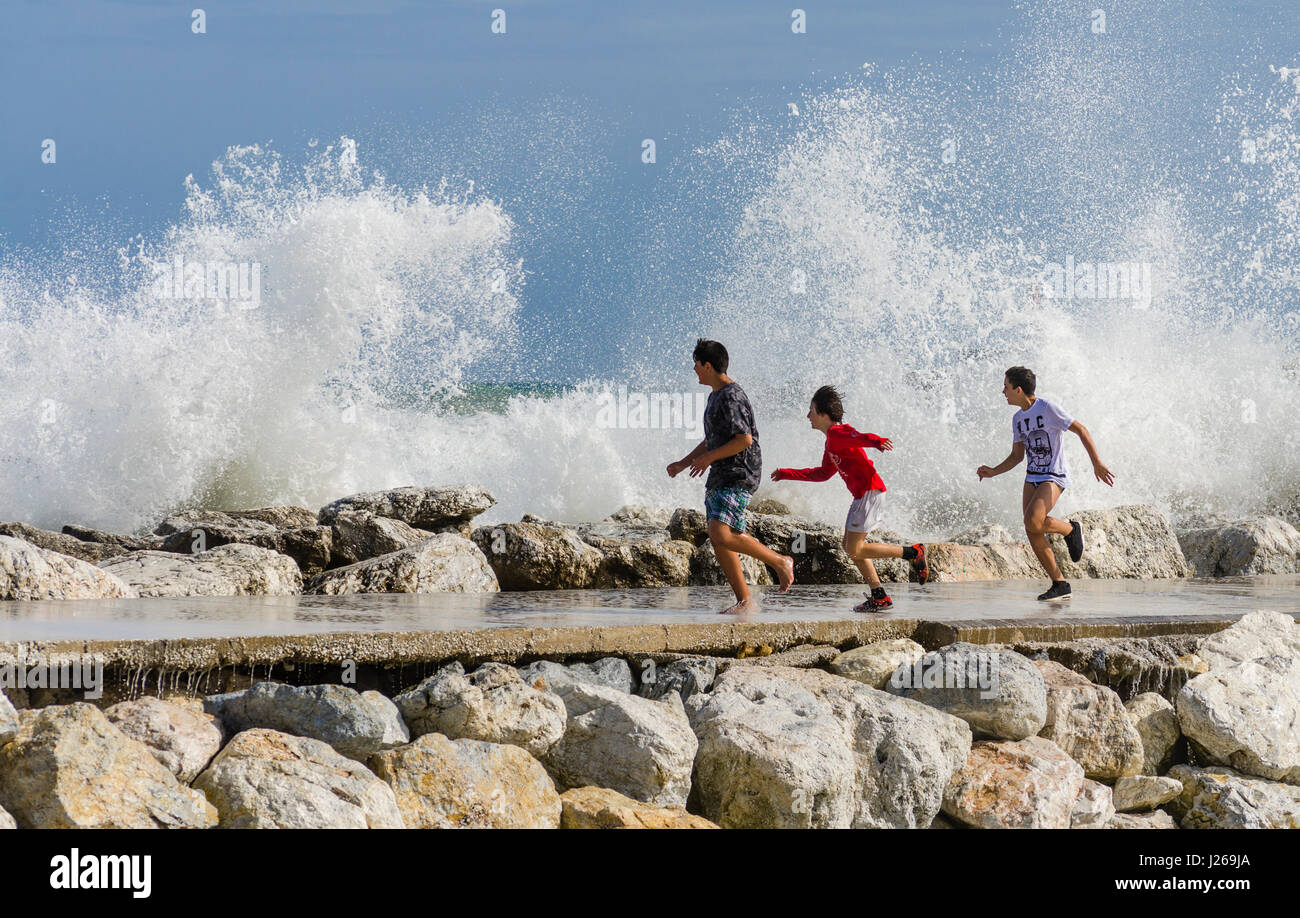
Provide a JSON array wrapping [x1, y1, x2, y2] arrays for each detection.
[[519, 657, 635, 694], [1178, 516, 1300, 576], [1125, 692, 1184, 774], [947, 523, 1018, 545], [204, 682, 396, 761], [667, 508, 709, 545], [370, 733, 561, 828], [637, 656, 717, 702], [928, 813, 962, 828], [1177, 685, 1300, 783], [193, 728, 402, 829], [687, 542, 775, 586], [886, 643, 1047, 741], [100, 543, 301, 597], [161, 505, 327, 535], [223, 506, 319, 529], [729, 643, 840, 669], [327, 510, 434, 566], [307, 534, 498, 594], [560, 786, 718, 828], [0, 522, 125, 563], [155, 511, 332, 577], [1071, 779, 1116, 828], [60, 524, 158, 552], [104, 696, 224, 783], [604, 505, 673, 528], [1002, 634, 1205, 702], [1035, 660, 1144, 779], [1113, 776, 1183, 812], [749, 498, 791, 515], [687, 668, 856, 828], [1176, 611, 1300, 784], [155, 693, 208, 715], [394, 662, 565, 756], [828, 639, 926, 690], [0, 535, 135, 600], [1051, 505, 1188, 579], [519, 512, 567, 527], [770, 666, 972, 828], [319, 484, 496, 534], [542, 682, 697, 807], [579, 524, 695, 587], [360, 691, 410, 750], [0, 703, 217, 828], [1167, 764, 1300, 828], [1195, 609, 1300, 670], [942, 736, 1086, 829], [923, 541, 1039, 582], [0, 691, 18, 745], [1106, 810, 1178, 828], [471, 522, 604, 590]]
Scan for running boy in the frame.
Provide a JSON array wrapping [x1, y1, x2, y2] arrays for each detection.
[[667, 339, 795, 615], [976, 366, 1114, 601], [770, 385, 929, 612]]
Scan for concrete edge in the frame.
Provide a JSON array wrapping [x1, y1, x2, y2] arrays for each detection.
[[0, 614, 1253, 671]]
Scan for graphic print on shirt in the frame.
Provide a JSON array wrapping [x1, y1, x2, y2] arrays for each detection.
[[1025, 429, 1054, 474]]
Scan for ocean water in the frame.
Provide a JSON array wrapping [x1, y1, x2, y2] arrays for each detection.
[[1, 1, 1297, 539]]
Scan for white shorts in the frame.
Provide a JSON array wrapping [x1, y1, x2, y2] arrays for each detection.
[[845, 489, 886, 534]]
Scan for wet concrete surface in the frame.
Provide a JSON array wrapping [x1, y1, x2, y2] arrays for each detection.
[[1, 576, 1295, 643]]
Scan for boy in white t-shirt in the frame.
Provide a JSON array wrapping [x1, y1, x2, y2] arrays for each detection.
[[976, 366, 1114, 601]]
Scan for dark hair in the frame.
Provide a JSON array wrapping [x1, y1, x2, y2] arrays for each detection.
[[1005, 366, 1036, 396], [811, 385, 844, 423], [693, 339, 729, 374]]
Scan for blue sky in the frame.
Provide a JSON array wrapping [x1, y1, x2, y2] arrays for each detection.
[[1, 0, 1013, 242]]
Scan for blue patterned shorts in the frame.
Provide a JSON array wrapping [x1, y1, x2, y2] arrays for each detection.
[[704, 487, 751, 532]]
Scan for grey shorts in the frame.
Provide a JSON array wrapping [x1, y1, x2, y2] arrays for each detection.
[[845, 489, 886, 534]]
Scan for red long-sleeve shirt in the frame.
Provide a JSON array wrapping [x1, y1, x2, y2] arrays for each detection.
[[773, 424, 887, 498]]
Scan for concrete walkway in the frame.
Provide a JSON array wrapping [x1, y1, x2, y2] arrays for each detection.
[[1, 577, 1295, 670]]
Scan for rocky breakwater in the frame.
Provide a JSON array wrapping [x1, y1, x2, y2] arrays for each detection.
[[1177, 516, 1300, 577], [0, 484, 502, 600], [5, 610, 1292, 828], [6, 493, 1289, 598], [1167, 611, 1300, 826], [472, 501, 1206, 590], [924, 504, 1190, 582]]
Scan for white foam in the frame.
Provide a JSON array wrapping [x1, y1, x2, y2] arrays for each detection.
[[2, 5, 1297, 538]]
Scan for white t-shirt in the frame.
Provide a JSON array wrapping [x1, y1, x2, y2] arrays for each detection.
[[1012, 397, 1075, 485]]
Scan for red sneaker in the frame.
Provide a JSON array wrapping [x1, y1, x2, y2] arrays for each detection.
[[853, 590, 893, 613], [910, 543, 930, 584]]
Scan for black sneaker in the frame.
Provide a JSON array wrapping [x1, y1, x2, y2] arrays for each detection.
[[1065, 520, 1084, 563], [1037, 581, 1072, 602]]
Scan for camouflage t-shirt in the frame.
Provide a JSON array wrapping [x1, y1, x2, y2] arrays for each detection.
[[704, 382, 762, 492]]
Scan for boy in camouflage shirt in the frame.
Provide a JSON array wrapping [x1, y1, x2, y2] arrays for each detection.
[[668, 339, 794, 614]]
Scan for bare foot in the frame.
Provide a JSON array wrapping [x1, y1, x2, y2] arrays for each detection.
[[719, 597, 761, 615], [774, 555, 795, 593]]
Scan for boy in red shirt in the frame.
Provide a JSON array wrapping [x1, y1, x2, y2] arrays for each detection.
[[770, 386, 929, 612]]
